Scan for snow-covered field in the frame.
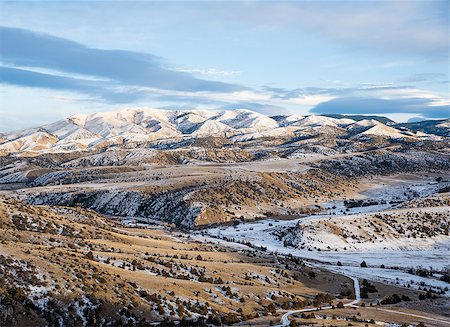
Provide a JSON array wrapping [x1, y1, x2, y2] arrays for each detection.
[[198, 176, 450, 296]]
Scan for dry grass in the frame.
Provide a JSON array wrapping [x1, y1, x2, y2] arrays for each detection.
[[1, 196, 448, 326]]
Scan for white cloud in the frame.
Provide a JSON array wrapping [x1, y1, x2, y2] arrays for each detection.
[[174, 67, 241, 78]]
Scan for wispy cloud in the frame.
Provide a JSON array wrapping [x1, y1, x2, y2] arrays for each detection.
[[174, 67, 241, 78], [0, 18, 448, 126], [0, 66, 149, 103], [399, 73, 447, 83], [263, 83, 449, 119], [219, 102, 288, 115], [209, 1, 448, 59], [311, 97, 449, 119], [299, 2, 447, 58], [0, 26, 246, 98]]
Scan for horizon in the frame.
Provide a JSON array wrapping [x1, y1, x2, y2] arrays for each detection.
[[2, 106, 448, 134], [0, 104, 448, 133], [2, 105, 448, 136], [0, 1, 449, 131]]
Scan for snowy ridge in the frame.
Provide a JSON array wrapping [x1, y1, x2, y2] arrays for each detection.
[[0, 108, 446, 154], [360, 124, 408, 139]]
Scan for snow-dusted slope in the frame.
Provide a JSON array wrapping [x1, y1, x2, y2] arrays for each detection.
[[213, 109, 279, 131], [192, 120, 236, 137], [292, 115, 354, 128], [437, 119, 450, 129], [347, 119, 380, 130], [359, 124, 408, 139], [0, 131, 58, 153], [0, 108, 446, 154], [0, 108, 281, 153], [273, 114, 305, 127]]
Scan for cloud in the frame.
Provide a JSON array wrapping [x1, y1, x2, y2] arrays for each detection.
[[0, 66, 149, 103], [149, 1, 448, 59], [3, 1, 446, 62], [174, 68, 241, 78], [399, 73, 447, 83], [311, 97, 450, 119], [0, 26, 245, 95], [247, 84, 450, 118], [1, 26, 447, 123], [242, 1, 448, 59], [155, 94, 227, 106], [153, 92, 287, 115], [219, 102, 288, 115], [265, 84, 414, 101], [265, 86, 348, 101]]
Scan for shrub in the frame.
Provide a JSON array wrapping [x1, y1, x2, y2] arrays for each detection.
[[85, 251, 95, 261], [380, 294, 401, 305]]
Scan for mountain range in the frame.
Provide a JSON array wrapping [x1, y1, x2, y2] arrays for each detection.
[[0, 108, 448, 155]]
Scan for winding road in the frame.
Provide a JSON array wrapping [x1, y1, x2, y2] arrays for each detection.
[[275, 271, 450, 326], [275, 274, 360, 327]]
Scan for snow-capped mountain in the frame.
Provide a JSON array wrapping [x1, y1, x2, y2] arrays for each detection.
[[359, 124, 407, 139], [0, 108, 446, 155], [347, 119, 381, 131]]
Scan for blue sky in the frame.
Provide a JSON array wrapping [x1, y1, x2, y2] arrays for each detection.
[[0, 1, 448, 131]]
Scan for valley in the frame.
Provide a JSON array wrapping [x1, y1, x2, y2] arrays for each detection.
[[1, 0, 449, 324], [0, 108, 449, 326], [201, 174, 450, 294]]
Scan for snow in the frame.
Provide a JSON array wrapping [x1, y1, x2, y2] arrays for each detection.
[[290, 115, 355, 128], [295, 115, 340, 127], [0, 131, 57, 152], [347, 119, 380, 131], [230, 126, 296, 142], [360, 124, 408, 139], [214, 108, 279, 131], [192, 120, 235, 137], [172, 110, 215, 133], [0, 171, 28, 183], [0, 108, 285, 153], [198, 177, 450, 296], [0, 107, 446, 155], [437, 119, 450, 129], [201, 221, 450, 295], [275, 114, 305, 127]]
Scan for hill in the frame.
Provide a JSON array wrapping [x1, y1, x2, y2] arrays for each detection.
[[1, 108, 446, 155], [395, 119, 450, 136], [321, 114, 395, 125]]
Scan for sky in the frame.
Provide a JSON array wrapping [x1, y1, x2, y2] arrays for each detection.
[[0, 0, 449, 131]]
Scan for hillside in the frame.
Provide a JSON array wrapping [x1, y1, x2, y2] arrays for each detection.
[[396, 119, 450, 137], [0, 108, 449, 326], [0, 196, 363, 326], [1, 108, 446, 155], [322, 114, 395, 125]]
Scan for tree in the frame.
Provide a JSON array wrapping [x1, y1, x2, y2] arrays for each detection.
[[360, 260, 367, 268], [177, 304, 184, 317], [208, 314, 221, 326], [267, 303, 277, 315], [85, 251, 95, 261]]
